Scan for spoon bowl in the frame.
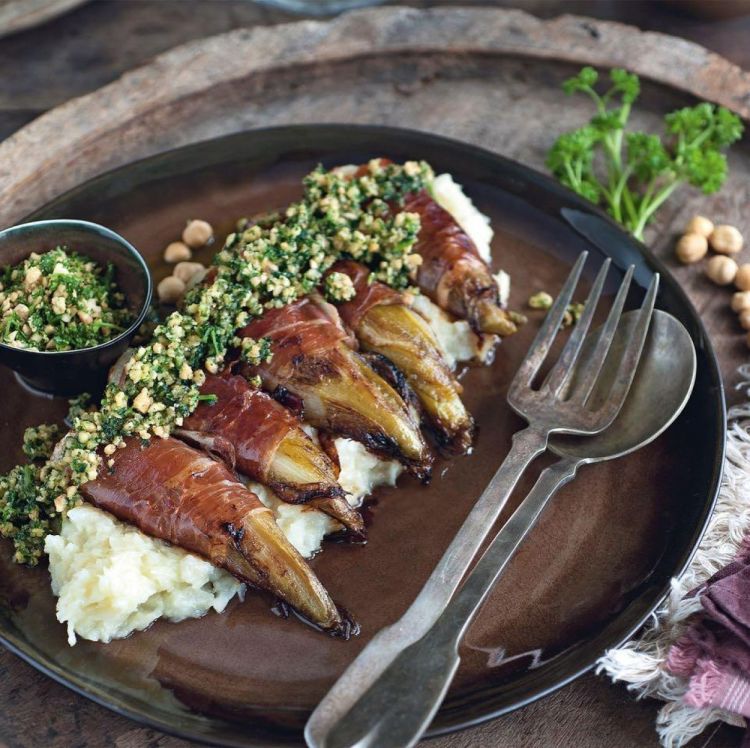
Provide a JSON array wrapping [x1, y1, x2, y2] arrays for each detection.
[[550, 309, 696, 463]]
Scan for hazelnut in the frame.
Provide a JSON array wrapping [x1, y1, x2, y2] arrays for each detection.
[[735, 264, 750, 291], [132, 387, 153, 414], [675, 233, 708, 264], [706, 255, 738, 286], [163, 241, 191, 263], [709, 225, 743, 255], [739, 309, 750, 330], [685, 216, 714, 238], [182, 219, 213, 248], [24, 267, 42, 288], [13, 303, 29, 320], [731, 291, 750, 313], [157, 275, 186, 304], [173, 261, 206, 285]]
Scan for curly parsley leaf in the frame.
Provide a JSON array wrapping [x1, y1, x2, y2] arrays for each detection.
[[547, 67, 743, 240]]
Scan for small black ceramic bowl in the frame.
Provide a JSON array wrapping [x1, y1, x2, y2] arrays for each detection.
[[0, 220, 152, 396]]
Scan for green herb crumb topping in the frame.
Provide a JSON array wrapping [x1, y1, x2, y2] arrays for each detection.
[[0, 159, 434, 564], [0, 248, 133, 352], [22, 424, 61, 462]]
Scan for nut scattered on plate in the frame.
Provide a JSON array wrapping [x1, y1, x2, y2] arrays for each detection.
[[675, 233, 708, 264], [182, 219, 213, 249], [173, 261, 206, 285], [731, 291, 750, 313], [685, 215, 714, 238], [736, 264, 750, 292], [164, 241, 192, 264], [158, 220, 212, 303], [157, 275, 185, 304], [709, 225, 743, 255]]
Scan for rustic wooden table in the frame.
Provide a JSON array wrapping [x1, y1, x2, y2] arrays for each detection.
[[1, 2, 749, 747]]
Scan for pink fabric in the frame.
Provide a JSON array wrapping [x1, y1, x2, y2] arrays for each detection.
[[666, 544, 750, 727]]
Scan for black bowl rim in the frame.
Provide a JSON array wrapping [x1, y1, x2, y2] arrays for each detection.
[[0, 218, 153, 358], [0, 123, 726, 746]]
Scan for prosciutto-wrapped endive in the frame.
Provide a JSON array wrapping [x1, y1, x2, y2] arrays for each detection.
[[405, 190, 516, 336], [177, 373, 364, 535], [80, 437, 351, 635], [329, 260, 474, 453], [351, 160, 516, 337], [238, 294, 431, 478]]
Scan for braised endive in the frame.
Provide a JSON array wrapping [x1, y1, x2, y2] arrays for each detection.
[[239, 294, 432, 479], [178, 373, 364, 536], [330, 261, 474, 454], [81, 437, 352, 636]]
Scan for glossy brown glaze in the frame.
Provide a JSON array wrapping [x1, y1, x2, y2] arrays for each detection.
[[179, 373, 363, 534], [331, 259, 474, 454], [239, 294, 432, 475], [0, 137, 721, 745]]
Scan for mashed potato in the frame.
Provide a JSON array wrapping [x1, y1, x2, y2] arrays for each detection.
[[249, 437, 402, 559], [45, 505, 243, 645], [45, 172, 498, 645], [411, 294, 480, 368], [432, 173, 493, 262]]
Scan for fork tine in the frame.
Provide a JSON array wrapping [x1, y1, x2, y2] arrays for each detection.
[[510, 251, 588, 389], [568, 264, 635, 403], [594, 273, 659, 418], [542, 258, 611, 395]]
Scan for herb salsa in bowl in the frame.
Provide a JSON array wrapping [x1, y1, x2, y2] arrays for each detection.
[[0, 220, 152, 395]]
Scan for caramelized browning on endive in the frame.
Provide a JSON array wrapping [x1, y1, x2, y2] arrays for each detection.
[[404, 191, 517, 337], [330, 261, 475, 453], [350, 159, 516, 336], [238, 294, 432, 478], [178, 373, 364, 535], [80, 437, 352, 636]]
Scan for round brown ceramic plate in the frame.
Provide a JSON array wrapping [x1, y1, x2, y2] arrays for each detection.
[[0, 125, 724, 746]]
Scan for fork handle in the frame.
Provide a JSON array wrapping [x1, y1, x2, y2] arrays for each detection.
[[320, 457, 580, 748], [305, 426, 548, 748]]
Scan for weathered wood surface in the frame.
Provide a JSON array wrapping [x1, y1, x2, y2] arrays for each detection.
[[2, 5, 750, 228], [0, 3, 748, 748], [0, 0, 88, 39]]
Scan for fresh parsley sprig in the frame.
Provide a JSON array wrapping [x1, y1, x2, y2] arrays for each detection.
[[546, 67, 744, 240]]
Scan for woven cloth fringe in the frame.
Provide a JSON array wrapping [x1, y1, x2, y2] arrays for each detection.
[[596, 364, 750, 747]]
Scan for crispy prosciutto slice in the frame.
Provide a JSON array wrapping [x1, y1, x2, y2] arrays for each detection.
[[405, 190, 516, 336], [330, 260, 474, 454], [351, 160, 516, 337], [177, 373, 364, 536], [80, 437, 352, 636], [237, 294, 431, 478]]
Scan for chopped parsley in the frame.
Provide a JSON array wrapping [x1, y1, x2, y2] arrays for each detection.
[[22, 424, 61, 461], [0, 159, 434, 564]]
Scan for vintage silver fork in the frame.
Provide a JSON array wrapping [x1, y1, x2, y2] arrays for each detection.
[[305, 252, 658, 748]]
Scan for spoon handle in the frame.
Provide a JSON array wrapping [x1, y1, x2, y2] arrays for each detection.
[[321, 457, 580, 748], [305, 426, 548, 747], [438, 456, 579, 631]]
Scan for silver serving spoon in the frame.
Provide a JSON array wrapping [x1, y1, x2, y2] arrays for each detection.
[[311, 308, 696, 748]]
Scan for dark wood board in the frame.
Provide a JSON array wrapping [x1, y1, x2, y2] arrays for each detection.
[[0, 4, 748, 747]]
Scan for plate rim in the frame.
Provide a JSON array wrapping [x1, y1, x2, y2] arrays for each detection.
[[0, 122, 727, 746]]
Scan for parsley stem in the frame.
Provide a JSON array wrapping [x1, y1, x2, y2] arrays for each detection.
[[631, 180, 679, 239]]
